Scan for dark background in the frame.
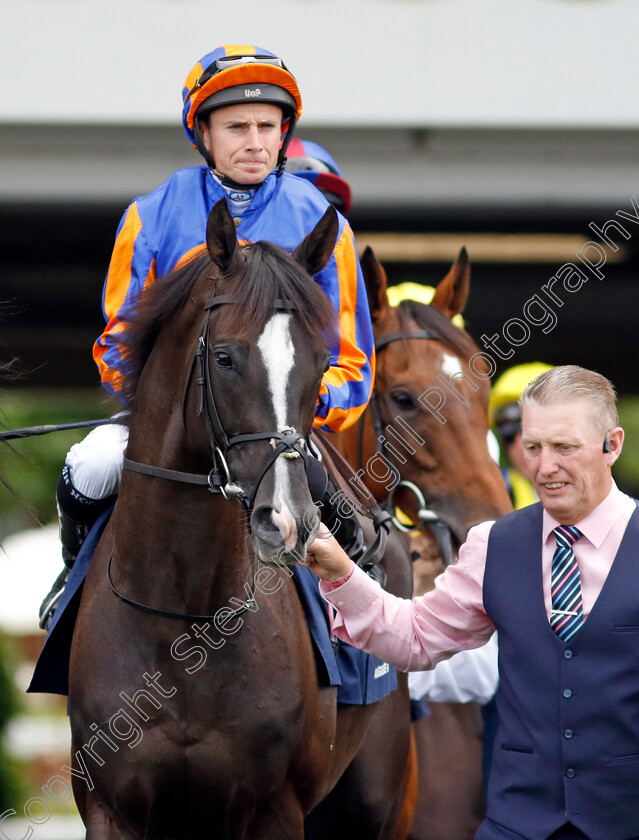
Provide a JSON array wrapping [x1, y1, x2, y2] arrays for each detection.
[[2, 200, 637, 394]]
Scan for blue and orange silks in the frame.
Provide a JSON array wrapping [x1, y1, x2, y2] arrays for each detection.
[[93, 166, 374, 433]]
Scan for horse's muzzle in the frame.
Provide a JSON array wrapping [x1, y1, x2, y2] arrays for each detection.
[[251, 501, 321, 566]]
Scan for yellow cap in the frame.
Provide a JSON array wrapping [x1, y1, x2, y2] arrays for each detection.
[[489, 362, 554, 427], [386, 282, 465, 328]]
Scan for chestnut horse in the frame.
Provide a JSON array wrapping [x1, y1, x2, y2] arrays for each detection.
[[334, 247, 513, 840], [337, 246, 511, 543], [68, 201, 412, 840]]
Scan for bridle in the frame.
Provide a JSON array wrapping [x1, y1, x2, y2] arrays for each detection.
[[110, 292, 312, 620], [123, 293, 308, 509], [362, 327, 457, 567]]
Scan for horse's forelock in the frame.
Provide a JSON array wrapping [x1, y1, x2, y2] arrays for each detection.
[[117, 240, 336, 406], [215, 242, 336, 344], [397, 300, 480, 364]]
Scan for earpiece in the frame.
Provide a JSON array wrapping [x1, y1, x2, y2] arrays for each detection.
[[603, 436, 611, 454]]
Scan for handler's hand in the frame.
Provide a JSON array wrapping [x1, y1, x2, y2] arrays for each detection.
[[305, 523, 354, 583]]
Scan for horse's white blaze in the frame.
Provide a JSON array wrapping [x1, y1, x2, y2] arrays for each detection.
[[441, 353, 464, 379], [258, 313, 295, 428], [257, 314, 298, 546]]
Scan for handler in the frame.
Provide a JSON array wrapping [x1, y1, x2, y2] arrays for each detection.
[[307, 365, 636, 840], [39, 45, 374, 628]]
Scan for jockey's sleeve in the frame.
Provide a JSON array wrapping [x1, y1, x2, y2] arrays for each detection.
[[313, 222, 375, 434], [92, 202, 157, 398]]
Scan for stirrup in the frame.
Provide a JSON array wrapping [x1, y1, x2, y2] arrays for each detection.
[[38, 568, 70, 630]]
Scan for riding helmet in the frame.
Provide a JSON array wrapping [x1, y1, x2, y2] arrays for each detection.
[[285, 138, 352, 215], [182, 45, 303, 175]]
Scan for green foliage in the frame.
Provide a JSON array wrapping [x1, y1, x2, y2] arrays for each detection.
[[0, 388, 117, 540], [614, 397, 639, 498], [2, 389, 639, 538], [0, 633, 25, 810]]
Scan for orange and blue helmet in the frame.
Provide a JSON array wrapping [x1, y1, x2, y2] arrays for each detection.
[[285, 139, 353, 215], [182, 45, 302, 177]]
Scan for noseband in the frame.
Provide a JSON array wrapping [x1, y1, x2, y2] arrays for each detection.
[[123, 293, 307, 510], [112, 293, 312, 622]]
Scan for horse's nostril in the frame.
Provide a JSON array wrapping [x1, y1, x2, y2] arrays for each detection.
[[252, 507, 281, 537]]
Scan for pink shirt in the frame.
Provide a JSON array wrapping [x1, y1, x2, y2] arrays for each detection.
[[320, 482, 636, 673]]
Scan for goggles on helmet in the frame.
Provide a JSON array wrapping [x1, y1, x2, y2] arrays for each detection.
[[186, 50, 301, 183], [188, 55, 290, 104]]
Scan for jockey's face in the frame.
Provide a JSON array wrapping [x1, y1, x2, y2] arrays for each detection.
[[200, 103, 284, 184]]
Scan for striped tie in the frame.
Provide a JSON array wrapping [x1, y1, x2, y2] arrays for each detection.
[[550, 525, 584, 641]]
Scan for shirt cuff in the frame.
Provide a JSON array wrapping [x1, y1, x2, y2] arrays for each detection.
[[319, 563, 382, 619], [321, 565, 355, 591]]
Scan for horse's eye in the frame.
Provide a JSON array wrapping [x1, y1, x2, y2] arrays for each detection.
[[391, 391, 417, 411], [214, 351, 233, 368]]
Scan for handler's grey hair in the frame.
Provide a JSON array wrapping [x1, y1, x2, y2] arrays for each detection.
[[519, 365, 619, 437]]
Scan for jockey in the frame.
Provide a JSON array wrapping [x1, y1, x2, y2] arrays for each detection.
[[285, 138, 352, 216], [39, 45, 374, 629]]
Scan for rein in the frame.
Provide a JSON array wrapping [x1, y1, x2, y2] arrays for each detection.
[[106, 555, 256, 622], [311, 431, 392, 588], [364, 328, 457, 567]]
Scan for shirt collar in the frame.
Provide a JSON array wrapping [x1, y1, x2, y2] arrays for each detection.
[[206, 168, 277, 214], [542, 480, 629, 548]]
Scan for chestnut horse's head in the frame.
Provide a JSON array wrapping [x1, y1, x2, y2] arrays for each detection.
[[359, 246, 512, 546], [118, 199, 338, 565]]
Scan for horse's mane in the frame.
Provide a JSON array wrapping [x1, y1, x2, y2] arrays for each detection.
[[117, 241, 337, 405], [396, 299, 482, 363]]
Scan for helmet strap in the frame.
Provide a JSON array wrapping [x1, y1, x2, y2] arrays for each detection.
[[276, 113, 297, 177], [194, 118, 217, 172]]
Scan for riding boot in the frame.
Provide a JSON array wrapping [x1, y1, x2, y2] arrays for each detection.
[[306, 454, 365, 562], [38, 466, 115, 630]]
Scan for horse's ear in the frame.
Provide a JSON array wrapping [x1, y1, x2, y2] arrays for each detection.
[[360, 245, 390, 324], [292, 206, 339, 276], [206, 199, 240, 272], [430, 246, 470, 319]]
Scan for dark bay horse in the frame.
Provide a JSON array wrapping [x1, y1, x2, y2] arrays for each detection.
[[68, 201, 411, 840], [334, 247, 513, 840]]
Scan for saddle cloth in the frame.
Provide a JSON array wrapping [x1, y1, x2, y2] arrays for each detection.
[[28, 509, 397, 705]]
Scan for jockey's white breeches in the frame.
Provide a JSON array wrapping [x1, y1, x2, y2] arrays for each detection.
[[65, 421, 129, 500]]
